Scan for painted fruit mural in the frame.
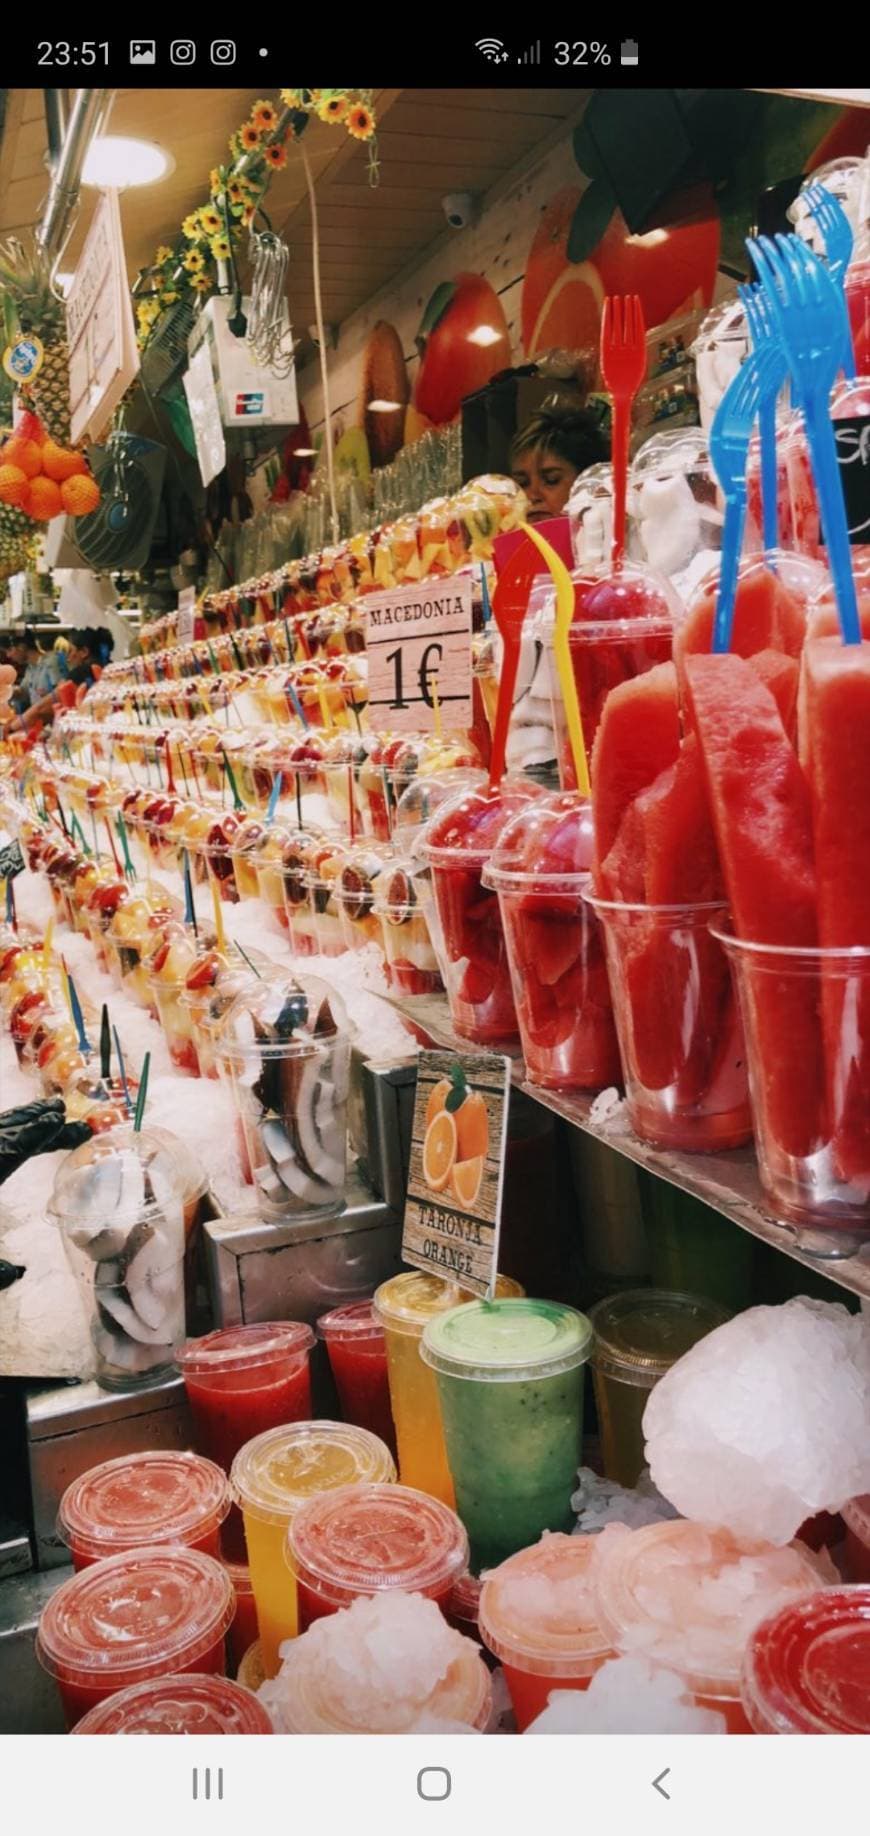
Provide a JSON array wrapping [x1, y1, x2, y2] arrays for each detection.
[[359, 319, 409, 467], [414, 273, 512, 426]]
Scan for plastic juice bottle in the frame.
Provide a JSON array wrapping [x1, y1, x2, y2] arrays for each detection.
[[317, 1301, 397, 1457], [741, 1587, 870, 1733], [58, 1451, 231, 1572], [288, 1482, 468, 1631], [478, 1533, 614, 1728], [588, 1290, 730, 1488]]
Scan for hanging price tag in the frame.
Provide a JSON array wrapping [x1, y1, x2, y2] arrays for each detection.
[[364, 573, 473, 735]]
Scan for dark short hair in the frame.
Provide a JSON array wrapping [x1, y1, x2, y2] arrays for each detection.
[[510, 406, 609, 476]]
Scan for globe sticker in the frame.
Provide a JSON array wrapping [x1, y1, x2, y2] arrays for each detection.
[[3, 335, 45, 383]]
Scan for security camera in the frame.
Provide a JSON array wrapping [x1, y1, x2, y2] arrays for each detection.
[[442, 193, 475, 231]]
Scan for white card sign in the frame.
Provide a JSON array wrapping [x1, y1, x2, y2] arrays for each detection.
[[364, 573, 473, 734], [183, 340, 227, 487], [67, 190, 140, 446], [176, 586, 197, 646]]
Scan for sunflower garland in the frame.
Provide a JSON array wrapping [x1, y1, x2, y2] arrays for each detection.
[[135, 88, 379, 352]]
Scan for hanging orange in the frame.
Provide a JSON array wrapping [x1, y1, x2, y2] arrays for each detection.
[[0, 464, 29, 507], [25, 475, 63, 520], [2, 437, 43, 479], [60, 473, 100, 516], [41, 441, 88, 483]]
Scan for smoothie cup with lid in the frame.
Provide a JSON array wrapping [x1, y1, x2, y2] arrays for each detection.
[[741, 1587, 870, 1734], [288, 1482, 469, 1630], [36, 1545, 235, 1729], [373, 1271, 524, 1507], [588, 1289, 730, 1487], [421, 1297, 593, 1570], [71, 1672, 273, 1735], [223, 1560, 260, 1674], [317, 1300, 397, 1456], [58, 1451, 231, 1571], [478, 1533, 615, 1728], [230, 1420, 396, 1676]]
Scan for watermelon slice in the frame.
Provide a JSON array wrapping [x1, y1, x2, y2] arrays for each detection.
[[746, 650, 800, 744], [591, 662, 681, 874], [675, 564, 808, 700], [686, 652, 824, 1159], [599, 798, 647, 902], [803, 639, 870, 1183], [637, 735, 723, 906]]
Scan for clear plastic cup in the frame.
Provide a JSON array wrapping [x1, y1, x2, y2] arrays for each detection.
[[223, 1559, 261, 1675], [148, 974, 201, 1077], [58, 1452, 231, 1572], [588, 1289, 731, 1487], [373, 1271, 524, 1508], [484, 791, 620, 1090], [845, 259, 870, 377], [288, 1482, 469, 1630], [421, 1298, 593, 1570], [36, 1546, 235, 1729], [741, 1588, 870, 1734], [316, 1301, 397, 1456], [587, 895, 752, 1152], [478, 1533, 615, 1729], [555, 564, 677, 784], [842, 1496, 870, 1582], [591, 1521, 830, 1734], [70, 1672, 273, 1735], [230, 1421, 397, 1676], [373, 862, 444, 996]]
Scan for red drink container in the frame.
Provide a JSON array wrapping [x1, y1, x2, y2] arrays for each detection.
[[479, 1533, 614, 1729], [71, 1672, 273, 1735], [741, 1587, 870, 1733], [58, 1451, 231, 1571], [484, 791, 620, 1091], [845, 259, 870, 377], [287, 1482, 469, 1632], [558, 565, 677, 783], [842, 1496, 870, 1582], [317, 1300, 397, 1456], [36, 1546, 235, 1729]]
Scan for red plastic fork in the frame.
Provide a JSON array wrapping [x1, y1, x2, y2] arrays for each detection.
[[488, 532, 548, 789], [600, 294, 647, 569]]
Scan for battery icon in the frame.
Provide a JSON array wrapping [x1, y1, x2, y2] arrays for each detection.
[[620, 38, 639, 64]]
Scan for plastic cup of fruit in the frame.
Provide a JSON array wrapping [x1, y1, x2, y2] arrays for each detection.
[[336, 845, 392, 956], [303, 849, 348, 958], [554, 564, 678, 782], [248, 823, 289, 929], [288, 1481, 469, 1632], [373, 1271, 524, 1508], [57, 1451, 231, 1572], [35, 1545, 235, 1729], [741, 1587, 870, 1734], [148, 972, 202, 1077], [588, 1289, 730, 1488], [713, 924, 870, 1228], [223, 1560, 260, 1675], [317, 1300, 397, 1455], [478, 1533, 615, 1729], [70, 1670, 273, 1735], [217, 974, 352, 1220], [585, 895, 752, 1153], [358, 739, 399, 842], [424, 778, 545, 1044], [374, 863, 444, 995], [484, 790, 621, 1090], [230, 817, 270, 901], [278, 829, 320, 953], [230, 1421, 397, 1676], [845, 258, 870, 378], [591, 1520, 831, 1734], [421, 1298, 592, 1572], [783, 411, 823, 559]]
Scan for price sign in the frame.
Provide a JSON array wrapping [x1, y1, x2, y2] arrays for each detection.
[[365, 573, 473, 735], [176, 586, 197, 648], [402, 1048, 511, 1299], [834, 415, 870, 546]]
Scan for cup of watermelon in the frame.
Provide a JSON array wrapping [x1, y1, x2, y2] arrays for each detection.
[[553, 563, 678, 789], [483, 791, 620, 1091]]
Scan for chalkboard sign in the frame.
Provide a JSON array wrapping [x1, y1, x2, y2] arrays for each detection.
[[0, 840, 26, 881], [834, 415, 870, 547]]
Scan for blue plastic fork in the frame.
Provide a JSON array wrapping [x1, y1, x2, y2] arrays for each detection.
[[708, 341, 785, 652], [738, 282, 787, 554], [749, 233, 860, 645], [803, 182, 856, 377]]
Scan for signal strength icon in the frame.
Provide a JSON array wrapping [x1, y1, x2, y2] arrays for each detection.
[[517, 39, 541, 62], [476, 37, 505, 60]]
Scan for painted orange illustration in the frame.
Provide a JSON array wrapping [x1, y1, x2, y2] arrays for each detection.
[[421, 1062, 490, 1204]]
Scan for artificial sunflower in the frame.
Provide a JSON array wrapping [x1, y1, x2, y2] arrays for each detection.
[[209, 167, 224, 193], [318, 94, 348, 123], [154, 244, 174, 266], [182, 212, 201, 239], [183, 248, 205, 273], [210, 234, 231, 260], [190, 272, 212, 293], [264, 143, 287, 170], [280, 88, 304, 107], [160, 289, 179, 306], [346, 103, 375, 141], [227, 180, 245, 204], [241, 202, 257, 227], [252, 100, 279, 132], [240, 122, 261, 152], [199, 206, 222, 235], [228, 131, 242, 159]]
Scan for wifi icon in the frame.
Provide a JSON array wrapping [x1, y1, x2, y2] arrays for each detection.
[[476, 37, 505, 59]]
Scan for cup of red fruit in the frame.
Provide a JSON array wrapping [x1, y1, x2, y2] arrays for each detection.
[[554, 563, 678, 785], [483, 791, 620, 1091], [374, 861, 444, 996]]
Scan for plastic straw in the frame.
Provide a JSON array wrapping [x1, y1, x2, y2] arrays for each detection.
[[524, 522, 591, 797], [480, 562, 492, 625], [209, 871, 227, 953], [100, 1004, 111, 1080], [112, 1025, 133, 1113], [133, 1051, 150, 1133], [4, 879, 15, 929], [235, 940, 263, 979], [42, 917, 54, 971], [266, 772, 283, 825], [286, 682, 309, 727], [182, 850, 198, 936], [221, 747, 244, 810]]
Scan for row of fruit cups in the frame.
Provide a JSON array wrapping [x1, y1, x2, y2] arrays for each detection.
[[82, 655, 370, 730], [102, 602, 367, 690]]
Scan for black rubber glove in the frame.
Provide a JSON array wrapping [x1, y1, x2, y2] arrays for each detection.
[[0, 1097, 91, 1186]]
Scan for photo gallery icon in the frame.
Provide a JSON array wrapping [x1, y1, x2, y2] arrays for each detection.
[[129, 40, 157, 64]]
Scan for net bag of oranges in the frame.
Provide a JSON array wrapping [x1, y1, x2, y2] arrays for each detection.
[[0, 408, 100, 521]]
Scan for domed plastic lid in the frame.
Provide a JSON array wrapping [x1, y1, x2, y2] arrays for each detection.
[[589, 1290, 730, 1389], [317, 1300, 384, 1345], [424, 779, 544, 868], [569, 561, 679, 634], [741, 1588, 870, 1734], [266, 1598, 492, 1733], [177, 1321, 315, 1378], [36, 1546, 235, 1683], [71, 1672, 273, 1735], [479, 1534, 614, 1675], [843, 1494, 870, 1548], [484, 790, 595, 892], [289, 1482, 468, 1599], [395, 769, 486, 837], [421, 1298, 592, 1383], [219, 973, 348, 1062], [230, 1421, 396, 1526], [48, 1124, 190, 1233], [58, 1452, 230, 1560], [374, 1271, 524, 1336]]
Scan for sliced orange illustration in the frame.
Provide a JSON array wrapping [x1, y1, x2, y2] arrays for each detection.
[[450, 1155, 484, 1207], [455, 1090, 489, 1162], [425, 1077, 452, 1131], [423, 1110, 457, 1192]]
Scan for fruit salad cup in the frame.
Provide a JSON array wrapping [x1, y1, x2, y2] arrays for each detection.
[[254, 822, 291, 929], [374, 862, 444, 995], [146, 926, 203, 1075], [555, 563, 678, 783], [280, 828, 324, 955], [229, 815, 270, 901], [484, 791, 621, 1091], [304, 839, 349, 958], [337, 844, 393, 957]]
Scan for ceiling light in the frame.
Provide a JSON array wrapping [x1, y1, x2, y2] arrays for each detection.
[[293, 447, 317, 457], [367, 399, 404, 413], [467, 325, 503, 347], [83, 137, 173, 190]]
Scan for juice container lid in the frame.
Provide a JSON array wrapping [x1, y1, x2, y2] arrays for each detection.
[[47, 1123, 193, 1228], [588, 1289, 730, 1389], [178, 1320, 315, 1378], [374, 1270, 524, 1338], [288, 1483, 468, 1601], [58, 1452, 231, 1560], [230, 1420, 396, 1527], [421, 1297, 592, 1383], [222, 1558, 254, 1596], [423, 779, 544, 870], [741, 1588, 870, 1734], [317, 1299, 385, 1345], [567, 561, 679, 636], [842, 1493, 870, 1547], [483, 790, 595, 893], [36, 1545, 235, 1684], [70, 1672, 273, 1736], [591, 1521, 830, 1698], [479, 1534, 614, 1677]]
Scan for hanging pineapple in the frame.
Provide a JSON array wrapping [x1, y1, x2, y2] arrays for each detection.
[[0, 500, 37, 575], [0, 236, 72, 445]]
